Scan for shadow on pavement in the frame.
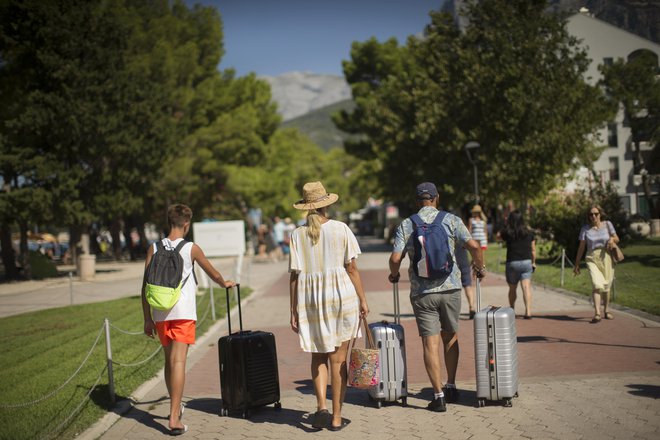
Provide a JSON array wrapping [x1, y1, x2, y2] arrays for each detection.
[[531, 314, 588, 322], [518, 335, 660, 350], [186, 397, 318, 431], [626, 384, 660, 399], [112, 396, 171, 436], [293, 379, 314, 395], [414, 387, 479, 409]]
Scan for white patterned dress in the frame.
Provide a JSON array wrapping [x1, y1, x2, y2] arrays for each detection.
[[289, 220, 361, 353]]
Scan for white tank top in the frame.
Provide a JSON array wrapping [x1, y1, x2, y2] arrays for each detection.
[[151, 238, 197, 322]]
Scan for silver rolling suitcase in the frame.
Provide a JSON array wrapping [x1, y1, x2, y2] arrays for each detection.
[[367, 282, 408, 407], [473, 278, 519, 407]]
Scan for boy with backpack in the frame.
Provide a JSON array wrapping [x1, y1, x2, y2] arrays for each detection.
[[141, 204, 235, 435], [388, 182, 485, 412]]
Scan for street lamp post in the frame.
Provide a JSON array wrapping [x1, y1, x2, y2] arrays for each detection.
[[464, 141, 480, 204]]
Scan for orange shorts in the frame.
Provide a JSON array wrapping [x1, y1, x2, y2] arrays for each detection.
[[155, 319, 196, 346]]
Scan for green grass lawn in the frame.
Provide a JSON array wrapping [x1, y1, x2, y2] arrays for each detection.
[[0, 286, 248, 440], [485, 237, 660, 316]]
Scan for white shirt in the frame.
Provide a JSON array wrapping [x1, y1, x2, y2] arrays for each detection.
[[151, 238, 197, 322]]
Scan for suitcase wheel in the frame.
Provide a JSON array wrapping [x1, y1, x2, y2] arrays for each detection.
[[242, 409, 250, 419], [514, 392, 519, 398], [220, 407, 229, 417], [477, 399, 486, 408], [275, 402, 282, 411], [504, 398, 513, 408], [401, 397, 407, 407], [375, 400, 382, 409]]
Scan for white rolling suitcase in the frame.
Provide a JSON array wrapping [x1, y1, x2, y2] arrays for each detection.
[[473, 278, 519, 407], [367, 282, 408, 407]]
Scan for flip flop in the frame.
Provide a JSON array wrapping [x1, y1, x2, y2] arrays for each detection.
[[170, 425, 188, 436], [329, 420, 349, 432], [604, 312, 614, 320], [591, 314, 601, 323], [312, 409, 330, 429]]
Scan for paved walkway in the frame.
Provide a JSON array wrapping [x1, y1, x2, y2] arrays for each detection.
[[3, 238, 659, 439]]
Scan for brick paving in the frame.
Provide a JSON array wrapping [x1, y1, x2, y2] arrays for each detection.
[[20, 246, 656, 440]]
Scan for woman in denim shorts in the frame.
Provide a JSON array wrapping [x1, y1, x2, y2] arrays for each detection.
[[497, 210, 536, 319]]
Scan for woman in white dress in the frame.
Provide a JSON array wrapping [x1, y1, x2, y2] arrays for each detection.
[[289, 181, 369, 431]]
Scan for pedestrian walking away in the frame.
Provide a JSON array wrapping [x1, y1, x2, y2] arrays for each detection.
[[141, 204, 235, 436], [573, 204, 619, 323], [468, 204, 488, 250], [455, 243, 476, 319], [288, 181, 369, 431], [496, 210, 536, 319], [388, 182, 485, 412]]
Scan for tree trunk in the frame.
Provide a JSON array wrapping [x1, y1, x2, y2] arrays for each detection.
[[0, 222, 18, 280], [69, 225, 82, 268], [18, 220, 30, 280], [635, 140, 657, 218]]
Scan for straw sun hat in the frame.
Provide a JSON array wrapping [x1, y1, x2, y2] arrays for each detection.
[[293, 181, 339, 210]]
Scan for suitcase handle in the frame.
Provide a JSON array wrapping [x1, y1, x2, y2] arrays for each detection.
[[226, 284, 242, 334], [475, 278, 481, 311], [393, 282, 400, 325]]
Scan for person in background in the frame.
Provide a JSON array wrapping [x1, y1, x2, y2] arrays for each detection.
[[289, 181, 369, 431], [455, 243, 476, 319], [573, 205, 619, 323], [497, 210, 536, 319], [468, 204, 488, 250]]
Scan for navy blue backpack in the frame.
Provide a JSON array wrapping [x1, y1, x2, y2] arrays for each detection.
[[410, 212, 454, 279]]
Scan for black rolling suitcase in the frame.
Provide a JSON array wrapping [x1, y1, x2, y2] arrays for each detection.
[[218, 285, 281, 418]]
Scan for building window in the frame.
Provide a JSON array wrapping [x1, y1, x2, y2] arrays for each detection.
[[619, 195, 631, 213], [603, 57, 613, 66], [609, 157, 620, 181], [607, 122, 618, 147]]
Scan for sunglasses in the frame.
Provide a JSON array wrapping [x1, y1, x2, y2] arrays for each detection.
[[589, 212, 600, 217]]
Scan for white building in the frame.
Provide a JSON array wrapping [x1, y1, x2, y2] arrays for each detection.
[[567, 11, 659, 216]]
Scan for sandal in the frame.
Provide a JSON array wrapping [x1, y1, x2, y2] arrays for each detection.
[[312, 409, 330, 429], [591, 314, 601, 323], [604, 312, 614, 320]]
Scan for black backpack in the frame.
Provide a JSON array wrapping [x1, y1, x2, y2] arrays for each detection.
[[145, 240, 192, 310]]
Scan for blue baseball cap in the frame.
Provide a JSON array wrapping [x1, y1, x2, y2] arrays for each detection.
[[416, 182, 438, 200]]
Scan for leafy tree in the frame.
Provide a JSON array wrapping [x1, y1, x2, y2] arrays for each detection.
[[337, 0, 612, 210], [600, 50, 660, 219], [0, 0, 237, 269]]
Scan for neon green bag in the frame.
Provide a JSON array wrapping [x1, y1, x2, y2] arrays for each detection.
[[145, 240, 191, 310]]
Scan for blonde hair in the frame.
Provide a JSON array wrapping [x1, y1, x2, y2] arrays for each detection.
[[305, 208, 324, 245]]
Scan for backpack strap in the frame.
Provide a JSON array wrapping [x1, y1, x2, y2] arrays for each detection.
[[174, 239, 188, 253], [173, 239, 194, 287], [432, 211, 448, 225], [410, 214, 423, 227]]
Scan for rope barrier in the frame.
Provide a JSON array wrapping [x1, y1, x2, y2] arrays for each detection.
[[108, 322, 143, 336], [39, 364, 108, 440], [112, 345, 162, 368], [0, 283, 223, 440], [0, 322, 106, 409], [196, 290, 213, 326], [563, 254, 576, 268]]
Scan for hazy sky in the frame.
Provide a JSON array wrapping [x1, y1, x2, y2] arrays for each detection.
[[190, 0, 444, 77]]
